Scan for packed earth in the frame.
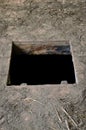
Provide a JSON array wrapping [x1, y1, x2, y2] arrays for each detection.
[[0, 0, 86, 130]]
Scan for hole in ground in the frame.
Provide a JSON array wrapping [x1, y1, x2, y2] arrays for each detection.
[[7, 44, 76, 85]]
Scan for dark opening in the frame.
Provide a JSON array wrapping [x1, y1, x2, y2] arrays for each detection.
[[7, 44, 76, 85]]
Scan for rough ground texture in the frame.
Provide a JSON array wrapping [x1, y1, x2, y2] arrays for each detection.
[[0, 0, 86, 130]]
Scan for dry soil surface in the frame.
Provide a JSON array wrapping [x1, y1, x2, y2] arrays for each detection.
[[0, 0, 86, 130]]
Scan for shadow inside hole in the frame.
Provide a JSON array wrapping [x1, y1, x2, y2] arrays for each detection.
[[7, 44, 76, 85]]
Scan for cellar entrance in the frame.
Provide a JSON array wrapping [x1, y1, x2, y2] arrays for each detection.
[[7, 43, 76, 85]]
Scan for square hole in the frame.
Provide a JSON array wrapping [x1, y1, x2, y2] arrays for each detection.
[[7, 42, 76, 85]]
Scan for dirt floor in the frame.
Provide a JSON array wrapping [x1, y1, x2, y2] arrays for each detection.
[[0, 0, 86, 130]]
